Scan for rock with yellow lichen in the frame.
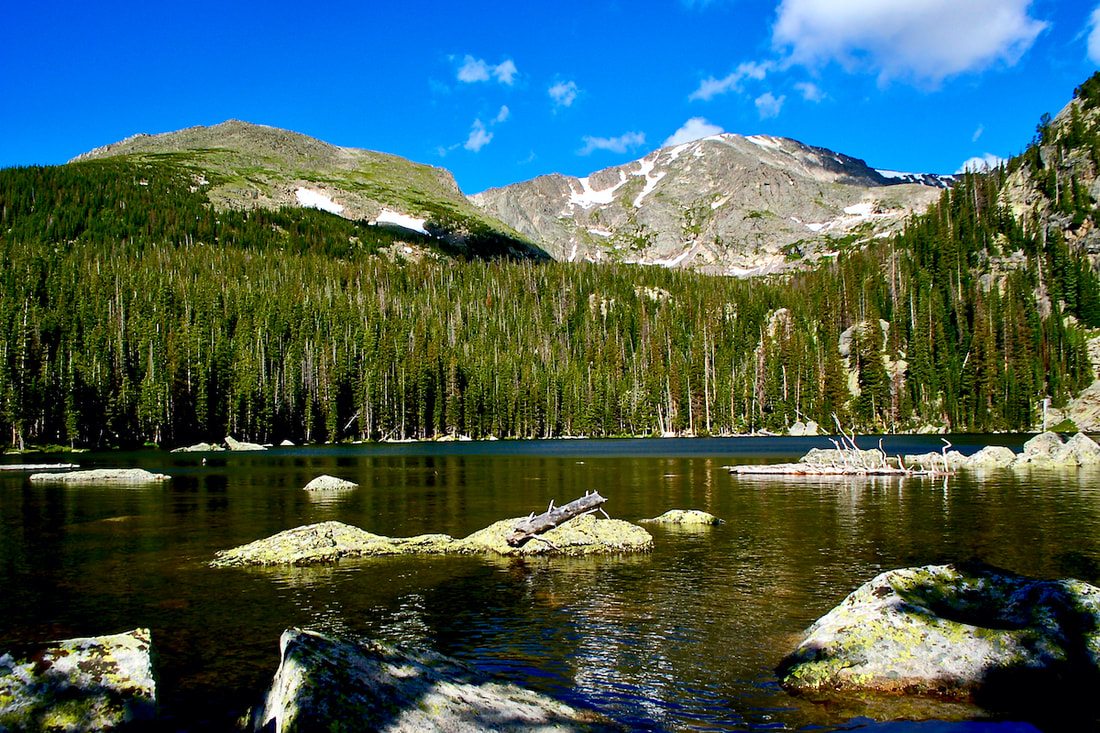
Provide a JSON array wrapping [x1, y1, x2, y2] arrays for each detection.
[[0, 628, 157, 730], [777, 563, 1100, 703], [245, 628, 625, 732], [211, 515, 653, 567], [639, 509, 724, 525]]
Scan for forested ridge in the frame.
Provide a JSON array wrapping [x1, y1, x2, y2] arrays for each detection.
[[4, 79, 1100, 448]]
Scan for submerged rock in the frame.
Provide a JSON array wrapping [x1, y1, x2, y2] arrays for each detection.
[[639, 509, 724, 525], [246, 628, 623, 732], [225, 435, 267, 452], [302, 475, 358, 492], [212, 514, 653, 567], [170, 442, 226, 453], [28, 468, 170, 485], [778, 563, 1100, 702], [0, 628, 157, 730]]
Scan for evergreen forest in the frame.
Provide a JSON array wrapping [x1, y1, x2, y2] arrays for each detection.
[[3, 79, 1100, 448]]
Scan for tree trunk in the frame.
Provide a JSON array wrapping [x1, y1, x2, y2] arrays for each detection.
[[506, 492, 607, 547]]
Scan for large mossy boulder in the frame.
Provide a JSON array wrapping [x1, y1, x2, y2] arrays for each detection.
[[462, 514, 653, 556], [0, 628, 157, 730], [28, 468, 170, 485], [246, 629, 624, 732], [210, 521, 460, 567], [211, 515, 653, 567], [778, 564, 1100, 703]]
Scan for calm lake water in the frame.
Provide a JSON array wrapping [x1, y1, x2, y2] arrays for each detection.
[[1, 435, 1095, 732]]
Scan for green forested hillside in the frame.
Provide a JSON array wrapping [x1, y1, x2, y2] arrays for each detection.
[[3, 82, 1100, 448]]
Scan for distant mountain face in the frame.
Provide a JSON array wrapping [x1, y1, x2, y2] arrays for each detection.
[[469, 133, 953, 275], [72, 120, 546, 259]]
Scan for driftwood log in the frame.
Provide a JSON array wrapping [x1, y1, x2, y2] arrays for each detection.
[[506, 492, 608, 547]]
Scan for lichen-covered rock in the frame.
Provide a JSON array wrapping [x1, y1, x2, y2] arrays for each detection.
[[1022, 430, 1064, 459], [0, 628, 157, 730], [639, 509, 724, 525], [225, 435, 267, 452], [302, 475, 358, 492], [246, 629, 623, 732], [778, 563, 1100, 701], [964, 445, 1017, 469], [901, 450, 967, 471], [210, 521, 460, 567], [212, 515, 653, 567], [800, 447, 887, 467], [28, 468, 170, 485], [460, 514, 653, 556], [170, 442, 226, 453], [1055, 432, 1100, 466]]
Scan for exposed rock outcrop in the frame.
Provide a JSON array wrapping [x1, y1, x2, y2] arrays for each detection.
[[778, 564, 1100, 702], [1012, 431, 1100, 467], [962, 445, 1017, 469], [245, 629, 623, 732], [302, 475, 358, 492], [902, 450, 967, 472], [211, 515, 653, 567], [639, 509, 724, 525], [28, 468, 170, 485], [225, 435, 267, 452], [170, 442, 226, 453], [0, 628, 157, 730]]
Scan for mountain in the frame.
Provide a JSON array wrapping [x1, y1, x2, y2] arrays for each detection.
[[71, 119, 547, 260], [470, 133, 953, 276]]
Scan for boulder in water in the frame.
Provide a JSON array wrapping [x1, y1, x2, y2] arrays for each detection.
[[0, 628, 157, 730], [639, 509, 724, 525], [28, 468, 170, 485], [302, 475, 358, 492]]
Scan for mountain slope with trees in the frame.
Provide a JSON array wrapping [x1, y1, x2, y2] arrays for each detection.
[[2, 78, 1100, 448]]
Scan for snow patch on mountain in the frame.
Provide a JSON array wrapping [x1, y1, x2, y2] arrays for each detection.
[[295, 187, 344, 214], [375, 209, 428, 235], [569, 172, 627, 209], [632, 156, 666, 208]]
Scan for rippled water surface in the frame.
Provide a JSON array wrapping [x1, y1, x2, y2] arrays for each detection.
[[1, 435, 1095, 731]]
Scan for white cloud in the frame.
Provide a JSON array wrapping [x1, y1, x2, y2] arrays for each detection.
[[663, 117, 725, 147], [957, 153, 1006, 173], [457, 55, 518, 85], [773, 0, 1047, 84], [1088, 5, 1100, 65], [578, 131, 646, 156], [755, 92, 786, 119], [690, 60, 773, 101], [465, 119, 493, 152], [972, 124, 984, 142], [549, 80, 579, 108], [495, 105, 510, 124], [794, 81, 825, 102]]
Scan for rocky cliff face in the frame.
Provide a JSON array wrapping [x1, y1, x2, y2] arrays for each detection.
[[470, 133, 952, 276]]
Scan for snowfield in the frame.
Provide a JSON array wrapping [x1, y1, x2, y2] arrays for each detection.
[[375, 209, 429, 235], [295, 187, 344, 215]]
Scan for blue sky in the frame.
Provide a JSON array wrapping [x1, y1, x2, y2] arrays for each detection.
[[2, 1, 1099, 194]]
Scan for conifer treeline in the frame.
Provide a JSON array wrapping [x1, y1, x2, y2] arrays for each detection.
[[1, 106, 1097, 447]]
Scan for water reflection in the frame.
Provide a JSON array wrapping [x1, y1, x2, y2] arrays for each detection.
[[0, 439, 1096, 731]]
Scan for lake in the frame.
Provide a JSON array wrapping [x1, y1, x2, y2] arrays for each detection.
[[1, 435, 1094, 732]]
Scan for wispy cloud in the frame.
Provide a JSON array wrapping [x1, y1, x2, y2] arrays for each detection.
[[773, 0, 1047, 85], [1088, 5, 1100, 65], [465, 119, 493, 152], [972, 124, 984, 142], [456, 55, 518, 85], [663, 117, 725, 147], [549, 80, 579, 109], [495, 105, 510, 123], [755, 92, 786, 119], [578, 131, 646, 156], [690, 60, 773, 101], [794, 81, 825, 102]]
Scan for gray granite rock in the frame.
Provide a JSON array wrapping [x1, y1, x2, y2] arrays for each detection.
[[0, 628, 157, 730], [28, 468, 170, 485], [170, 442, 226, 453], [778, 563, 1100, 701], [302, 475, 358, 492], [225, 435, 267, 452], [963, 445, 1017, 469], [246, 629, 623, 732]]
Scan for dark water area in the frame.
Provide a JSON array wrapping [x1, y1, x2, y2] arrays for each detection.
[[0, 435, 1094, 732]]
